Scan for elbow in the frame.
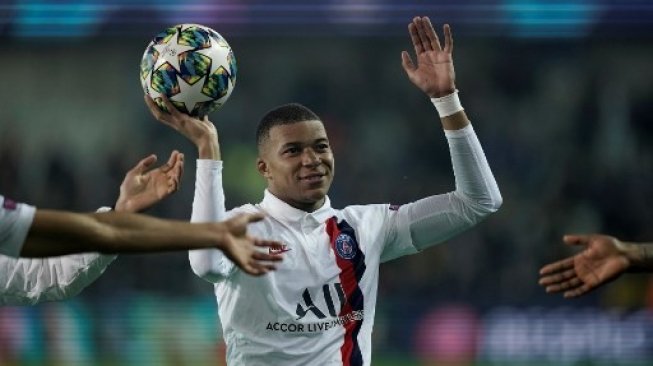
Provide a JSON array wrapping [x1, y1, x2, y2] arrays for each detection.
[[475, 185, 503, 215], [475, 194, 502, 219], [486, 191, 503, 213], [456, 191, 502, 224]]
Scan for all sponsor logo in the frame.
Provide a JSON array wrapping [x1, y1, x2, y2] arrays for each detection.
[[266, 310, 365, 334]]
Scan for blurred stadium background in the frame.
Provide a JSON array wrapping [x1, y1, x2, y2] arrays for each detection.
[[2, 0, 653, 365]]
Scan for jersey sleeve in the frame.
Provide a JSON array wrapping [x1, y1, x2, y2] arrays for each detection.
[[0, 195, 36, 258], [188, 159, 236, 283], [0, 252, 116, 306], [380, 123, 502, 262], [0, 204, 117, 305]]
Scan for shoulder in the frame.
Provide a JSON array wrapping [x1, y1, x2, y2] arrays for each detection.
[[337, 203, 396, 225], [227, 203, 261, 216]]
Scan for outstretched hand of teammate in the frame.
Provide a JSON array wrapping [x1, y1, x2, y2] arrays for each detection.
[[144, 94, 220, 160], [220, 212, 284, 276], [115, 151, 184, 213], [401, 16, 456, 98], [538, 234, 632, 298]]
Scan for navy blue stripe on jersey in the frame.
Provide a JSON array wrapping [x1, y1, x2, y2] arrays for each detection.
[[326, 217, 366, 366]]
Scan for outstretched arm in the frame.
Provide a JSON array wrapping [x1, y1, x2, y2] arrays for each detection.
[[539, 234, 653, 298], [1, 150, 222, 306], [22, 210, 280, 271], [18, 150, 185, 257], [382, 18, 501, 259]]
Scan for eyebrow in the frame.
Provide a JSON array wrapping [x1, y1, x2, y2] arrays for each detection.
[[279, 138, 329, 150]]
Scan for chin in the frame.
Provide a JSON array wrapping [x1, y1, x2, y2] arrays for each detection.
[[302, 190, 327, 204]]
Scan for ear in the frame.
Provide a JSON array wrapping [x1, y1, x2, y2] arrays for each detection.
[[257, 157, 270, 178]]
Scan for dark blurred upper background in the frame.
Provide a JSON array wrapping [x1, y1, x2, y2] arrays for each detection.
[[1, 0, 653, 365]]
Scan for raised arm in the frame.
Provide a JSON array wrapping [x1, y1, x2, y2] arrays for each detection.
[[144, 95, 236, 282], [383, 18, 501, 260]]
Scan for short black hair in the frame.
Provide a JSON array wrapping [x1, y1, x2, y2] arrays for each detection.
[[256, 103, 321, 148]]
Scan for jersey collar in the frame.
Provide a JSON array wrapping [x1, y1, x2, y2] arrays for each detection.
[[260, 189, 334, 225]]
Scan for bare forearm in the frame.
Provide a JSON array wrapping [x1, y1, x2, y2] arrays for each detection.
[[197, 135, 220, 160], [21, 210, 226, 257], [440, 110, 470, 131]]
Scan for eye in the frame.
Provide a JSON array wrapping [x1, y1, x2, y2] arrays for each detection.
[[315, 143, 330, 152], [284, 147, 300, 155]]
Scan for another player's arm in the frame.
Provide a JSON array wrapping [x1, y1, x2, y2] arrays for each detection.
[[21, 209, 281, 275], [539, 234, 653, 298], [0, 151, 184, 305], [144, 95, 235, 282], [386, 17, 501, 253]]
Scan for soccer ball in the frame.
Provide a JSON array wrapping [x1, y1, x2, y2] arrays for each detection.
[[140, 24, 237, 116]]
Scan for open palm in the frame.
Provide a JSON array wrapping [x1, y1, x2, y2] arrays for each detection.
[[539, 234, 629, 298], [115, 151, 184, 213], [401, 17, 456, 98]]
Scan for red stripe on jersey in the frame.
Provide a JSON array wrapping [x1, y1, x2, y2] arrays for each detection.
[[326, 217, 365, 366]]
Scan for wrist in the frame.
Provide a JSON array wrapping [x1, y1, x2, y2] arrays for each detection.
[[429, 86, 457, 99], [197, 139, 221, 160], [623, 241, 653, 272], [431, 89, 464, 118], [113, 199, 133, 213]]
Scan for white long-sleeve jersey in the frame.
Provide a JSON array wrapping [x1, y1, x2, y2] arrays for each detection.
[[189, 123, 502, 366], [0, 195, 36, 258], [0, 200, 116, 306]]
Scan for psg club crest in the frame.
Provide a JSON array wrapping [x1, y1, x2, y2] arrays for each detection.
[[335, 233, 357, 260]]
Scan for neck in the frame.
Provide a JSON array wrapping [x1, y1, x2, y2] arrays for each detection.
[[289, 198, 325, 213], [268, 189, 325, 213]]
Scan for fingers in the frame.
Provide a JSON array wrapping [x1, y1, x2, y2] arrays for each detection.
[[243, 262, 278, 276], [242, 211, 266, 224], [408, 22, 423, 55], [414, 17, 433, 52], [443, 23, 453, 53], [160, 150, 181, 173], [176, 152, 184, 178], [159, 94, 184, 119], [564, 283, 593, 298], [252, 252, 283, 262], [423, 17, 442, 51], [144, 94, 172, 125], [544, 277, 584, 294], [539, 268, 576, 287], [242, 252, 282, 276], [563, 234, 590, 246], [401, 51, 416, 75], [144, 94, 184, 130], [131, 154, 157, 175], [254, 239, 282, 248], [539, 257, 574, 276]]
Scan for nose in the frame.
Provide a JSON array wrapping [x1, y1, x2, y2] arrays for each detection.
[[301, 148, 320, 167]]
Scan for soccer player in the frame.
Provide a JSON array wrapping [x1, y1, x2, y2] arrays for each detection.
[[146, 16, 502, 365], [1, 151, 282, 306], [539, 234, 653, 298]]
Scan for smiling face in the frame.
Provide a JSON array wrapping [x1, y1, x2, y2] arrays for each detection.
[[257, 119, 335, 212]]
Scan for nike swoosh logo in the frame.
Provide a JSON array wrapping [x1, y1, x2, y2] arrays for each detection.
[[269, 247, 292, 255]]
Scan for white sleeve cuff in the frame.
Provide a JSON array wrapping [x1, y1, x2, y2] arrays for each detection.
[[444, 123, 474, 138], [197, 159, 223, 170]]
